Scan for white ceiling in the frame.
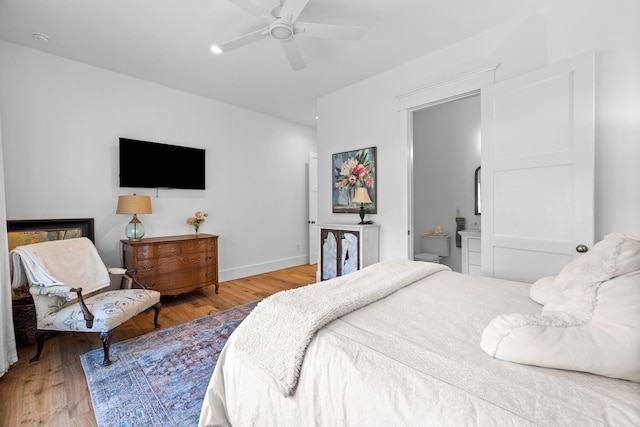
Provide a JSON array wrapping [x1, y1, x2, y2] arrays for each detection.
[[0, 0, 556, 128]]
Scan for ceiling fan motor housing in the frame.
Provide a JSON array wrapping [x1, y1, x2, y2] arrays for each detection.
[[270, 20, 294, 40]]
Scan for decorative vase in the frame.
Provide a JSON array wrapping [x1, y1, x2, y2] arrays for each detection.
[[194, 223, 200, 235]]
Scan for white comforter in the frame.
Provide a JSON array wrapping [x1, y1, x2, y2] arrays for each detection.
[[231, 259, 448, 396], [200, 267, 640, 426]]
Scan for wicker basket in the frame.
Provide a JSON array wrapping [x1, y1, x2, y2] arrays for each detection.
[[12, 297, 37, 346]]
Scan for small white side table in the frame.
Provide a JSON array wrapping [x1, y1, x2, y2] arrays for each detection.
[[317, 223, 380, 281]]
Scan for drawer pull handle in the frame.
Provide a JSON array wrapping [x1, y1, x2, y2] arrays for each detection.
[[142, 265, 154, 271]]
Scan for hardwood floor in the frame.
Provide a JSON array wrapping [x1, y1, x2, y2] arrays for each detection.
[[0, 264, 318, 426]]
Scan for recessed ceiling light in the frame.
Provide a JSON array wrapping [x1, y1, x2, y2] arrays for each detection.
[[32, 32, 50, 44], [210, 45, 222, 54]]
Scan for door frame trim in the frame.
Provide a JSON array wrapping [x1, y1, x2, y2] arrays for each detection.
[[398, 64, 499, 258]]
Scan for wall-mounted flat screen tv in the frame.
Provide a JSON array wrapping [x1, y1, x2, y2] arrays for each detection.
[[119, 138, 206, 190]]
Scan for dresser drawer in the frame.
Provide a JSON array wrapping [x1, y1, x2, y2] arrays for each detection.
[[468, 251, 481, 266], [182, 239, 215, 254], [136, 253, 213, 276], [468, 238, 481, 253], [135, 242, 182, 260], [140, 271, 214, 292]]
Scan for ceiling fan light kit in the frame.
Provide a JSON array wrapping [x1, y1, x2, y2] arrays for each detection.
[[270, 21, 294, 40], [213, 0, 363, 70]]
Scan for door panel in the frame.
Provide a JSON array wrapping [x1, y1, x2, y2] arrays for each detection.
[[493, 73, 574, 159], [481, 53, 595, 283], [493, 165, 574, 240]]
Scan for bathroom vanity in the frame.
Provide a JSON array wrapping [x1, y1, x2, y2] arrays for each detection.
[[459, 230, 481, 276]]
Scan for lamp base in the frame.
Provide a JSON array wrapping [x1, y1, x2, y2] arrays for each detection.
[[124, 214, 145, 240], [357, 205, 373, 225]]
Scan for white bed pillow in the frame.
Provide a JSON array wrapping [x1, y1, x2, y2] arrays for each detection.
[[529, 275, 555, 305], [481, 233, 640, 382]]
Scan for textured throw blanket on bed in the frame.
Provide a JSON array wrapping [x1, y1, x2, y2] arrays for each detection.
[[232, 259, 450, 396]]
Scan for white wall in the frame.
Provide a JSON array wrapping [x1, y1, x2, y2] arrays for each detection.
[[0, 41, 317, 281], [413, 94, 481, 272], [317, 0, 640, 261]]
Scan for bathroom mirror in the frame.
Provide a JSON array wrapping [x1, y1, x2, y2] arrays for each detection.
[[475, 166, 481, 215]]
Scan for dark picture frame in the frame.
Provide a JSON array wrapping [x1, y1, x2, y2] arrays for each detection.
[[7, 218, 95, 251], [332, 147, 377, 214]]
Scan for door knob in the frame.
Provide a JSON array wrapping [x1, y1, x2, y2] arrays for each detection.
[[575, 244, 589, 253]]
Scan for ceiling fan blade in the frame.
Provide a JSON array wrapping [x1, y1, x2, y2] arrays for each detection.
[[278, 0, 310, 23], [295, 22, 363, 40], [280, 38, 306, 70], [213, 27, 268, 53], [227, 0, 275, 22]]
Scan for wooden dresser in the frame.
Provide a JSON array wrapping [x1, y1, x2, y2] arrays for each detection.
[[121, 234, 219, 296]]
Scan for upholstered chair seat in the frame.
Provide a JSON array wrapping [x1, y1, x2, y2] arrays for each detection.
[[31, 286, 160, 332]]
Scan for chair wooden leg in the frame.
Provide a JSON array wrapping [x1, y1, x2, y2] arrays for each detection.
[[29, 330, 47, 363], [153, 302, 161, 329], [100, 330, 114, 366]]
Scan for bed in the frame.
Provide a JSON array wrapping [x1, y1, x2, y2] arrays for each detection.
[[199, 234, 640, 426]]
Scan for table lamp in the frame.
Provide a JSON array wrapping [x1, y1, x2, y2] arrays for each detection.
[[116, 194, 152, 240], [352, 187, 372, 224]]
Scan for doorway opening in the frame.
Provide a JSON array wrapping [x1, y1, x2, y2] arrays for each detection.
[[411, 93, 480, 272]]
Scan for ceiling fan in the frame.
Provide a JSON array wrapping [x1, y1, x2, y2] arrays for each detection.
[[211, 0, 363, 71]]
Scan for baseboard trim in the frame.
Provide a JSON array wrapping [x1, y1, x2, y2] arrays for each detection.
[[219, 255, 310, 282]]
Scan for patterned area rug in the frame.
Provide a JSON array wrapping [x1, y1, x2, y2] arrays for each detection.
[[80, 301, 259, 427]]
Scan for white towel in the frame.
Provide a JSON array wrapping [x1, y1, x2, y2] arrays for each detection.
[[10, 237, 111, 294]]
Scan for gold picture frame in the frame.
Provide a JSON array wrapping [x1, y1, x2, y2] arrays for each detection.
[[7, 218, 95, 251]]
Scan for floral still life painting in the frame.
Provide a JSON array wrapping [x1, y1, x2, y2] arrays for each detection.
[[332, 147, 377, 213]]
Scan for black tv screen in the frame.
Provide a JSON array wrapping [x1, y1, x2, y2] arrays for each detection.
[[119, 138, 206, 190]]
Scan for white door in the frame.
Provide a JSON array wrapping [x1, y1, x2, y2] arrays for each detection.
[[481, 53, 595, 283], [308, 152, 318, 264]]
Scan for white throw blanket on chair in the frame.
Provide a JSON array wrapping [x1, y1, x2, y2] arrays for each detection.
[[232, 259, 450, 396], [10, 237, 111, 294]]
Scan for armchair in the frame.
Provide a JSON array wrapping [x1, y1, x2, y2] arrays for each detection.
[[10, 237, 161, 366]]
